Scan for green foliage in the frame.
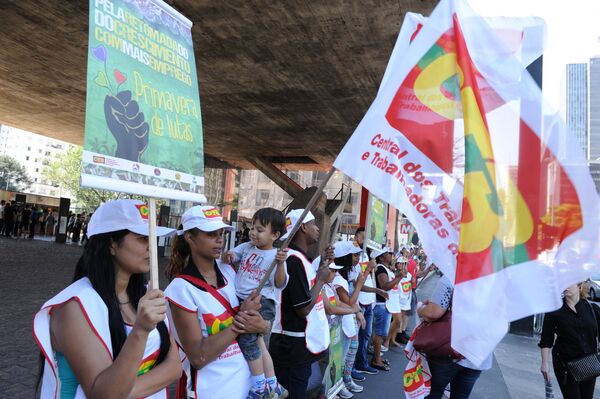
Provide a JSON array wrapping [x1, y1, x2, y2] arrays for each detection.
[[0, 155, 32, 191], [42, 146, 142, 211]]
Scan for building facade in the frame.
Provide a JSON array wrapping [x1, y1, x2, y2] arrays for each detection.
[[590, 58, 600, 162], [0, 124, 74, 197], [566, 63, 588, 155]]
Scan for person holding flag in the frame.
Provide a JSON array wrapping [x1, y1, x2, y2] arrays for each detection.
[[269, 209, 334, 399], [353, 227, 388, 376], [418, 276, 492, 398], [33, 199, 181, 399], [371, 247, 402, 371]]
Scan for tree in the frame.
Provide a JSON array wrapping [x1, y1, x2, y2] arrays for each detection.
[[0, 155, 32, 191], [42, 146, 133, 211]]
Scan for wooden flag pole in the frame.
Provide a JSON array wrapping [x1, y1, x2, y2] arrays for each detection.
[[254, 168, 336, 294], [363, 192, 375, 281], [148, 198, 159, 289], [329, 178, 353, 244]]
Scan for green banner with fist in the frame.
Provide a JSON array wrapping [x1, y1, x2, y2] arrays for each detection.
[[82, 0, 205, 202]]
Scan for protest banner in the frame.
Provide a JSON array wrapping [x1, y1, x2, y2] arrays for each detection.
[[366, 193, 388, 250], [334, 0, 600, 367], [306, 316, 344, 399], [82, 0, 205, 203]]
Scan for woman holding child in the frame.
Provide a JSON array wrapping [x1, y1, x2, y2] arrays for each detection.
[[165, 205, 287, 399]]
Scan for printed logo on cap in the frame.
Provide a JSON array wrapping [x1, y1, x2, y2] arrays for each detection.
[[135, 204, 150, 220], [285, 217, 292, 229], [202, 207, 221, 219]]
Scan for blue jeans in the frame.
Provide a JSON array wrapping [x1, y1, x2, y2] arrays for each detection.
[[355, 303, 373, 369], [426, 357, 482, 399], [372, 303, 391, 337]]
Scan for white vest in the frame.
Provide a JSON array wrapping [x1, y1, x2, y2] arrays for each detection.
[[380, 265, 402, 313], [398, 272, 413, 310], [357, 252, 376, 305], [165, 262, 250, 399], [272, 248, 330, 354], [32, 277, 167, 399]]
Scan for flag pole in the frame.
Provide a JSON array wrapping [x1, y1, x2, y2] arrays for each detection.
[[254, 168, 336, 294], [363, 192, 373, 279], [329, 177, 352, 244], [148, 197, 159, 289]]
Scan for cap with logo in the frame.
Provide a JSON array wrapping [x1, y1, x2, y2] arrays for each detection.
[[370, 246, 393, 260], [280, 209, 316, 240], [334, 241, 363, 258], [87, 199, 176, 238], [177, 205, 234, 235]]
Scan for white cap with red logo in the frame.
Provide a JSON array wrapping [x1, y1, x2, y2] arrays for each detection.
[[177, 205, 234, 235], [280, 209, 316, 240], [87, 199, 175, 238]]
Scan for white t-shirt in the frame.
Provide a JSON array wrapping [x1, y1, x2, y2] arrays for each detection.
[[332, 274, 358, 338], [231, 242, 288, 301]]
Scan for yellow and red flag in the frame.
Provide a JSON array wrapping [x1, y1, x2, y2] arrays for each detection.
[[334, 0, 600, 368]]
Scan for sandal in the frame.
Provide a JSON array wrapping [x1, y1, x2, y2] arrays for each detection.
[[382, 359, 390, 366], [370, 362, 390, 371]]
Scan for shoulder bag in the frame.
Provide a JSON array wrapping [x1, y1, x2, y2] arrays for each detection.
[[565, 301, 600, 382]]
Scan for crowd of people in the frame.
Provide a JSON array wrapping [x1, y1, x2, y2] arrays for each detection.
[[0, 200, 57, 239], [32, 199, 444, 399], [0, 199, 92, 243]]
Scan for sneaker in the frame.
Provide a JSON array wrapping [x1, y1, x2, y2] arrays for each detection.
[[351, 370, 366, 381], [247, 389, 266, 399], [346, 380, 364, 393], [338, 386, 354, 399], [381, 345, 389, 352], [368, 344, 374, 355], [266, 383, 288, 399], [354, 365, 379, 375]]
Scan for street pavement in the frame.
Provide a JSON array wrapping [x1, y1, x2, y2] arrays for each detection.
[[2, 236, 599, 398]]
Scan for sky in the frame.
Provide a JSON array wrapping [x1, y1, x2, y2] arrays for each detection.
[[468, 0, 600, 114]]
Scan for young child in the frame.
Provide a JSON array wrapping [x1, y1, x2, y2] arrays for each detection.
[[224, 207, 289, 399]]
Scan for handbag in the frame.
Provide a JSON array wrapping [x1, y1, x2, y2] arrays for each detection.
[[565, 301, 600, 382], [412, 309, 463, 359]]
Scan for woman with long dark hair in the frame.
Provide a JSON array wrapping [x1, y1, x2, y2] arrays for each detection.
[[33, 199, 181, 398], [164, 205, 268, 399]]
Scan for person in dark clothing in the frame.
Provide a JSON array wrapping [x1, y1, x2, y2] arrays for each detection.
[[71, 214, 84, 242], [29, 207, 39, 239], [539, 283, 600, 399], [269, 209, 333, 399], [3, 201, 14, 237], [20, 206, 31, 238]]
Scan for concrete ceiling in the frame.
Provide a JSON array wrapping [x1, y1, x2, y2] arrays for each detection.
[[0, 0, 436, 170]]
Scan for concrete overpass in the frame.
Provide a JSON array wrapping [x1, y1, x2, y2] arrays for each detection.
[[0, 0, 436, 178]]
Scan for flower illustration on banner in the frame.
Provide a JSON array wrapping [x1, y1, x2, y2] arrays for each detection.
[[91, 44, 149, 163]]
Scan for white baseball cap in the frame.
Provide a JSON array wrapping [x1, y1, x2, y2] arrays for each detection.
[[177, 205, 234, 235], [329, 262, 343, 270], [87, 199, 175, 238], [370, 246, 393, 260], [334, 241, 363, 258], [280, 209, 316, 240]]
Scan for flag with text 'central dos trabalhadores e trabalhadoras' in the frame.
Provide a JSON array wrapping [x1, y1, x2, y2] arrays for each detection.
[[334, 0, 600, 367]]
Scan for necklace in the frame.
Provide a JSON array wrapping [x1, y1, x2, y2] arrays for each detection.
[[118, 299, 131, 305]]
